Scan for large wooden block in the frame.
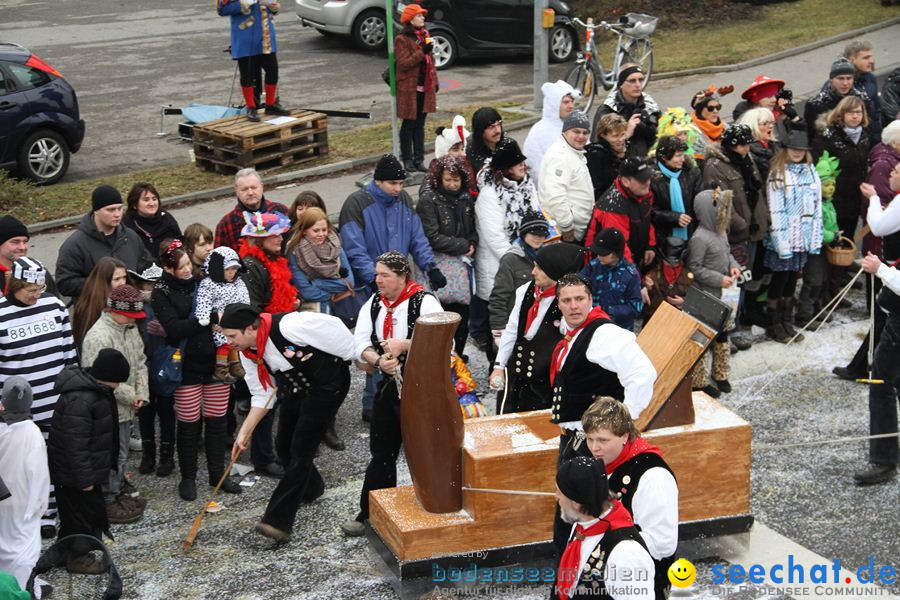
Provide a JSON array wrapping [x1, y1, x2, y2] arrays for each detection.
[[369, 394, 751, 563]]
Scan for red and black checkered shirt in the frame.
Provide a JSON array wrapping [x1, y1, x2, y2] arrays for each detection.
[[214, 197, 290, 251]]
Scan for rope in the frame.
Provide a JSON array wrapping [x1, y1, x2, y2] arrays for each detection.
[[737, 266, 863, 403], [498, 367, 509, 415], [462, 486, 555, 497], [753, 432, 900, 451]]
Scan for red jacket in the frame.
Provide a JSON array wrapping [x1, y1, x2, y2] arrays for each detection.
[[585, 179, 655, 265]]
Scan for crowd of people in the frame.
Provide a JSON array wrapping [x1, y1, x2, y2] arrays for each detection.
[[0, 30, 899, 599]]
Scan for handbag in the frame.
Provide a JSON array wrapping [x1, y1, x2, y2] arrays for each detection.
[[426, 253, 473, 305], [148, 337, 187, 397]]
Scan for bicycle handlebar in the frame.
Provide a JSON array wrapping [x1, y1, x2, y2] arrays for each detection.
[[571, 17, 610, 30]]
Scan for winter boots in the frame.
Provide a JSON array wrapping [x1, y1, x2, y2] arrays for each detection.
[[205, 416, 243, 495], [765, 299, 791, 343], [157, 442, 175, 477], [138, 440, 156, 475], [711, 341, 731, 393], [322, 420, 345, 451], [691, 353, 720, 398], [781, 298, 804, 342], [177, 420, 202, 501]]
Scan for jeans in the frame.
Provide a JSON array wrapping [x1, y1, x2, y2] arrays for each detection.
[[399, 92, 427, 163], [103, 421, 131, 502]]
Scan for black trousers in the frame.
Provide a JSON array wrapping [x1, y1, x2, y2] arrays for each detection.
[[869, 313, 900, 465], [138, 393, 175, 445], [399, 92, 427, 163], [846, 276, 885, 376], [56, 486, 108, 559], [444, 302, 470, 354], [238, 53, 278, 88], [552, 430, 579, 558], [357, 378, 402, 521], [261, 366, 350, 532]]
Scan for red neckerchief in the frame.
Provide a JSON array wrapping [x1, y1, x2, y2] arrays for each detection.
[[241, 312, 274, 391], [614, 178, 652, 205], [381, 282, 425, 340], [549, 306, 609, 386], [0, 263, 8, 295], [662, 263, 682, 285], [556, 500, 634, 600], [605, 436, 663, 475], [414, 28, 436, 92], [525, 285, 556, 332]]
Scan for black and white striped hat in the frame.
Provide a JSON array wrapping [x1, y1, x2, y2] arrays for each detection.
[[11, 257, 46, 285]]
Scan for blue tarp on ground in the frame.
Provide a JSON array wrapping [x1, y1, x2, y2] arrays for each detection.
[[181, 103, 244, 124]]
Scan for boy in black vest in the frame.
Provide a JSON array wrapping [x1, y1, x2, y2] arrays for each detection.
[[554, 455, 654, 600], [221, 303, 357, 543], [47, 349, 129, 574], [490, 243, 586, 413]]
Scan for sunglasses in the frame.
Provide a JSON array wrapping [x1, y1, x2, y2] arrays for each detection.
[[705, 105, 722, 112]]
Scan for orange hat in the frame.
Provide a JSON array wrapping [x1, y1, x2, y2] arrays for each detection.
[[400, 3, 428, 24]]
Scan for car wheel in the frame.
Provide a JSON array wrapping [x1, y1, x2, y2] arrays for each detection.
[[549, 25, 575, 63], [17, 129, 70, 185], [430, 32, 457, 70], [352, 9, 387, 51]]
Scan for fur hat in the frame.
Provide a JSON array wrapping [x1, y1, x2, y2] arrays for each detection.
[[434, 115, 470, 159], [240, 211, 291, 238]]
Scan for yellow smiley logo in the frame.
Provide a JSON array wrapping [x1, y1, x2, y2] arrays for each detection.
[[668, 558, 697, 588]]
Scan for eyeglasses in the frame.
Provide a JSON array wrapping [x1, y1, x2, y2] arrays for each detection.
[[23, 284, 47, 295], [705, 105, 722, 112]]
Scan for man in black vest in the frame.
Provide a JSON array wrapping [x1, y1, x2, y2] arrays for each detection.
[[549, 273, 656, 555], [855, 252, 900, 485], [554, 455, 655, 600], [221, 303, 356, 543], [489, 243, 586, 413]]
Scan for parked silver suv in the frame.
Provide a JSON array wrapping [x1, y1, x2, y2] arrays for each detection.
[[295, 0, 388, 51]]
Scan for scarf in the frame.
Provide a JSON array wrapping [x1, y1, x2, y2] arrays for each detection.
[[381, 281, 425, 340], [657, 161, 687, 240], [662, 263, 682, 285], [238, 241, 298, 313], [556, 500, 634, 600], [604, 436, 663, 475], [843, 125, 863, 145], [549, 306, 610, 386], [241, 312, 274, 391], [414, 28, 437, 93], [493, 174, 538, 243], [691, 111, 724, 143], [295, 230, 342, 279], [525, 285, 556, 332], [516, 237, 539, 261], [367, 179, 398, 206], [723, 147, 761, 211]]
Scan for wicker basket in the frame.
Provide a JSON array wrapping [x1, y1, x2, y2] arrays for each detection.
[[826, 236, 856, 266]]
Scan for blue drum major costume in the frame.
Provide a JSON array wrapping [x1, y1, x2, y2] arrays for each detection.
[[217, 0, 290, 122]]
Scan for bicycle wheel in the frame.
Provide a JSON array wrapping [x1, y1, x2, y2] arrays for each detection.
[[620, 38, 654, 87], [564, 62, 598, 113]]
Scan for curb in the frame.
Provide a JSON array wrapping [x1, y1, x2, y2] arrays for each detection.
[[653, 17, 900, 81], [26, 114, 542, 235]]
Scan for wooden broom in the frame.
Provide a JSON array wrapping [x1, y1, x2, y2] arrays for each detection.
[[183, 387, 277, 551]]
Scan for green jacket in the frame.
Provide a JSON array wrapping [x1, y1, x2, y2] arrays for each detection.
[[81, 311, 149, 423], [822, 198, 839, 245]]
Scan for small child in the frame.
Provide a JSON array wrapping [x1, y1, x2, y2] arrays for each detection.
[[644, 236, 694, 317], [451, 352, 484, 418], [580, 227, 643, 331], [194, 247, 250, 383], [687, 188, 741, 397], [48, 349, 129, 575]]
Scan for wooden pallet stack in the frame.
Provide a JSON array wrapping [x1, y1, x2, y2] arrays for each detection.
[[192, 110, 328, 173]]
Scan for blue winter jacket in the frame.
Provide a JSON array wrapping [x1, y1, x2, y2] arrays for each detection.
[[339, 181, 436, 288], [288, 249, 354, 304], [218, 0, 278, 59], [579, 257, 644, 331]]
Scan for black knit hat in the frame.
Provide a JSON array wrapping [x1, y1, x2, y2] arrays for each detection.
[[0, 215, 29, 246], [88, 348, 130, 383], [491, 138, 527, 171], [535, 243, 586, 281], [656, 136, 688, 161], [619, 157, 653, 182], [722, 124, 754, 148], [518, 210, 550, 238], [556, 456, 609, 518], [591, 227, 626, 257], [373, 154, 406, 181], [829, 57, 855, 79], [220, 303, 260, 329], [92, 185, 123, 212]]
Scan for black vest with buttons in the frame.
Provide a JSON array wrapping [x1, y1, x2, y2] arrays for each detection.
[[266, 313, 349, 395], [558, 525, 650, 600], [508, 282, 563, 408], [550, 318, 624, 424], [369, 291, 428, 372], [609, 453, 677, 600]]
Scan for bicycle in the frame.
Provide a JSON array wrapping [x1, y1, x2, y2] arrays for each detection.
[[564, 13, 657, 114]]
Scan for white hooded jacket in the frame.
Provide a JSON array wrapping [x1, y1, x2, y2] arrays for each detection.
[[523, 80, 579, 183], [538, 136, 594, 241]]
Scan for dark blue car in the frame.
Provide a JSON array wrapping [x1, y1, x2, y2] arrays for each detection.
[[0, 42, 84, 185]]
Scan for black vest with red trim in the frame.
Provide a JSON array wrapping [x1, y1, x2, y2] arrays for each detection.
[[266, 313, 349, 394], [369, 290, 429, 372], [609, 453, 677, 600], [550, 318, 624, 424], [508, 282, 563, 408], [555, 525, 651, 600]]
